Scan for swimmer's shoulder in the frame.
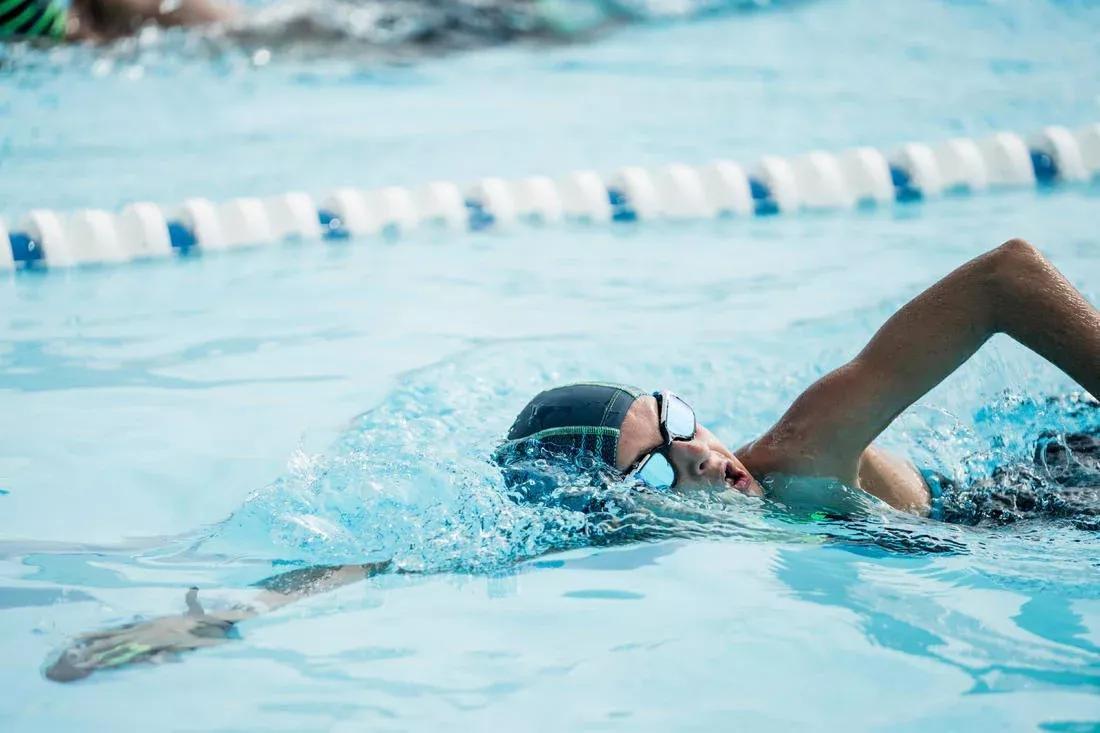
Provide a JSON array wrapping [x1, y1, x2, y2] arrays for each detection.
[[737, 431, 930, 514], [856, 445, 931, 515]]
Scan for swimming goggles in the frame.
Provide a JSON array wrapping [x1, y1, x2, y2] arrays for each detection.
[[625, 391, 697, 490]]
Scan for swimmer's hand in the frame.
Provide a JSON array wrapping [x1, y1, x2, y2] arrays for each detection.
[[44, 588, 250, 682], [45, 561, 392, 682]]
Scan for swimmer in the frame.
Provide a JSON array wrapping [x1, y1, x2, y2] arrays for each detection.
[[43, 238, 1099, 682], [497, 238, 1099, 520], [1, 0, 235, 43]]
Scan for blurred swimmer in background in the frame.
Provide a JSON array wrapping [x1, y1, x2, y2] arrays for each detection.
[[0, 0, 616, 49]]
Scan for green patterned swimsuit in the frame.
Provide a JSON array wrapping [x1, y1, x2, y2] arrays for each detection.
[[0, 0, 66, 39]]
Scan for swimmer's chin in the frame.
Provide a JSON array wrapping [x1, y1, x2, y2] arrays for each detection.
[[685, 480, 765, 502], [741, 479, 766, 498], [708, 487, 765, 506], [728, 480, 765, 499]]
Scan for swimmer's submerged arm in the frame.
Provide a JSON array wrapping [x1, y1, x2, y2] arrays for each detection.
[[759, 239, 1100, 479], [250, 561, 390, 611], [45, 561, 390, 682]]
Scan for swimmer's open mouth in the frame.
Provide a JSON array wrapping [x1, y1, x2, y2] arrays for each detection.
[[725, 462, 752, 494]]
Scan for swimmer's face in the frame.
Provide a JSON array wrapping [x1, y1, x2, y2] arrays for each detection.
[[616, 395, 763, 497]]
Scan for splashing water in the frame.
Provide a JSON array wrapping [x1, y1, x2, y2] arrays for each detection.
[[189, 331, 1098, 579], [197, 346, 790, 573]]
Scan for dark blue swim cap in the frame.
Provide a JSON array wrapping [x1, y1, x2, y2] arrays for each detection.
[[493, 382, 645, 481]]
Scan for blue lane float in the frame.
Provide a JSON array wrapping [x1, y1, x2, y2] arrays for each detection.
[[748, 177, 780, 216], [2, 123, 1098, 272], [167, 221, 197, 251], [1030, 150, 1059, 185]]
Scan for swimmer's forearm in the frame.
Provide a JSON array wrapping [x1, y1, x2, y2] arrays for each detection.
[[855, 238, 1099, 406], [250, 562, 390, 611]]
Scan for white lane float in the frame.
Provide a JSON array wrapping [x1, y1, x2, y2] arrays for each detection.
[[118, 203, 174, 259], [511, 176, 565, 225], [414, 181, 467, 230], [66, 209, 127, 263], [557, 170, 611, 223], [219, 198, 275, 248], [789, 151, 855, 210], [836, 147, 894, 205], [977, 132, 1035, 186], [696, 160, 753, 217], [0, 217, 13, 271], [5, 122, 1098, 270], [931, 138, 988, 193], [264, 192, 322, 241]]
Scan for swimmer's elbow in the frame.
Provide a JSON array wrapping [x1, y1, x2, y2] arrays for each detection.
[[990, 238, 1045, 278], [983, 238, 1054, 331]]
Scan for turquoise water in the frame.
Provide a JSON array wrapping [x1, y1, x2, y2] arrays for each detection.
[[2, 0, 1100, 729]]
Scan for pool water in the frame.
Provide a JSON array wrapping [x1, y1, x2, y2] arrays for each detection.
[[2, 0, 1100, 730]]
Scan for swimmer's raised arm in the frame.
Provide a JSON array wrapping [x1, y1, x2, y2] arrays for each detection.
[[45, 561, 389, 682], [749, 239, 1100, 482]]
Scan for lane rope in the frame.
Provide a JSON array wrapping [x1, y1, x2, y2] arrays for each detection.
[[1, 123, 1097, 272]]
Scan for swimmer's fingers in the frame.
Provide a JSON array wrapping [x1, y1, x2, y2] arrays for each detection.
[[45, 613, 243, 682], [184, 586, 205, 617], [46, 632, 156, 682]]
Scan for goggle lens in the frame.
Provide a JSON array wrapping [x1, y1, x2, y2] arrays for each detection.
[[635, 452, 676, 490], [664, 393, 696, 441]]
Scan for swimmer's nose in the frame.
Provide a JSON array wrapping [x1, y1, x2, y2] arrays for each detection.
[[669, 439, 710, 479]]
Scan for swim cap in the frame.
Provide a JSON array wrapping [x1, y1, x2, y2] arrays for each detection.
[[494, 382, 644, 472], [0, 0, 66, 39]]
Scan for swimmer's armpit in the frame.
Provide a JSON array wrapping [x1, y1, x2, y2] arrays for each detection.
[[44, 561, 391, 682]]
